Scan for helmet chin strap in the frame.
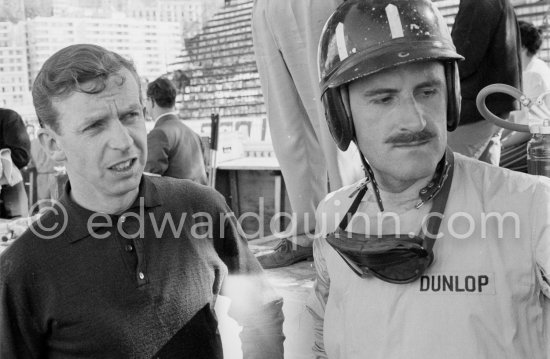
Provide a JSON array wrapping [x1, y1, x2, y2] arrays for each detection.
[[352, 139, 453, 213], [356, 145, 385, 212]]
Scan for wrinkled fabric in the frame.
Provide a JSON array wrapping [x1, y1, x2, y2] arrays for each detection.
[[308, 153, 550, 359], [145, 113, 207, 185], [1, 176, 284, 358], [252, 0, 363, 242], [0, 149, 23, 187]]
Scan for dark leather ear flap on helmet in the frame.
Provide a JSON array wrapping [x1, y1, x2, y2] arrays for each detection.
[[323, 87, 354, 151], [445, 61, 461, 132]]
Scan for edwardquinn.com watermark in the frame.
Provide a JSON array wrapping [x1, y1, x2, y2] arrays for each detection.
[[27, 198, 522, 241]]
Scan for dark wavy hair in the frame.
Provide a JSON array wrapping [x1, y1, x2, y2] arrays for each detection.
[[146, 77, 177, 109], [32, 44, 141, 134], [518, 20, 543, 57]]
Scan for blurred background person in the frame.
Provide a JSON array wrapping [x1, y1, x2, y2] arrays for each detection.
[[145, 77, 208, 184], [251, 0, 363, 268], [518, 20, 550, 109], [0, 108, 30, 218], [448, 0, 522, 165], [501, 20, 550, 172]]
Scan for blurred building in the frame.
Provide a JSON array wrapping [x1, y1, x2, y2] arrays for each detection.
[[0, 0, 223, 126], [169, 0, 273, 157], [0, 0, 25, 21], [175, 0, 262, 122], [129, 0, 205, 38], [25, 16, 182, 83], [0, 20, 32, 115], [20, 0, 54, 18], [20, 0, 218, 38]]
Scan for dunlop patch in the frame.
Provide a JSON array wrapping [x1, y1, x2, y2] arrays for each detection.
[[418, 273, 495, 295]]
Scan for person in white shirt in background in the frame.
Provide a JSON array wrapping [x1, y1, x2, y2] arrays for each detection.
[[251, 0, 364, 268], [501, 20, 550, 172], [520, 20, 550, 105]]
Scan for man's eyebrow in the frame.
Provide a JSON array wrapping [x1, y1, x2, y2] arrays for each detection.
[[415, 79, 445, 89], [80, 103, 141, 127], [363, 79, 445, 96], [362, 88, 400, 97]]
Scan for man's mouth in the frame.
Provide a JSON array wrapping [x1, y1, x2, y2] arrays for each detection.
[[392, 139, 431, 147], [109, 158, 136, 172]]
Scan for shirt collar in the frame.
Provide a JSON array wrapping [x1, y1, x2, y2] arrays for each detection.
[[58, 175, 163, 243], [154, 111, 179, 125]]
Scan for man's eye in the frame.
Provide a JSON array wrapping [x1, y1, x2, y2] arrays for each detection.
[[373, 96, 393, 104], [123, 112, 140, 121], [84, 122, 103, 132], [421, 89, 437, 97]]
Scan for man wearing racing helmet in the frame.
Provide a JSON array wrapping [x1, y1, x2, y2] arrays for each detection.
[[306, 0, 550, 358]]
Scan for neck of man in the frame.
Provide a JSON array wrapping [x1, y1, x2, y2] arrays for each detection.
[[522, 52, 534, 71], [153, 107, 176, 122], [372, 169, 434, 201], [69, 180, 140, 214]]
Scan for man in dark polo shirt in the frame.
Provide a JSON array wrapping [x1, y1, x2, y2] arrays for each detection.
[[0, 44, 284, 359]]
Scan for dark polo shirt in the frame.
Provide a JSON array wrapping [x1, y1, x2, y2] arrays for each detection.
[[0, 175, 283, 358]]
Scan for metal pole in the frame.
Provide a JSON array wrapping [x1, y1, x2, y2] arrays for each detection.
[[208, 113, 220, 188]]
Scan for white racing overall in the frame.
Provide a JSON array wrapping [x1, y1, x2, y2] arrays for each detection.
[[308, 153, 550, 359]]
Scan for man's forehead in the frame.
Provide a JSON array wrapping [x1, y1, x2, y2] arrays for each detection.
[[51, 71, 141, 127]]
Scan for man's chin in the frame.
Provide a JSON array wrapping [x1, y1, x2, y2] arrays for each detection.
[[387, 160, 439, 182], [393, 142, 444, 160], [106, 185, 140, 203]]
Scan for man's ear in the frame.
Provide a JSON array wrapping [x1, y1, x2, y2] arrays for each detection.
[[37, 128, 66, 163]]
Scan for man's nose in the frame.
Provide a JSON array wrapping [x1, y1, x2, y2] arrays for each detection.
[[109, 120, 134, 150], [400, 97, 427, 132]]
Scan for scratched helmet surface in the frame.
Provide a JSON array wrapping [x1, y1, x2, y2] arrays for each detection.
[[318, 0, 464, 150]]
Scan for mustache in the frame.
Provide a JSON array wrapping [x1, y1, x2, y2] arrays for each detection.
[[385, 130, 435, 144]]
